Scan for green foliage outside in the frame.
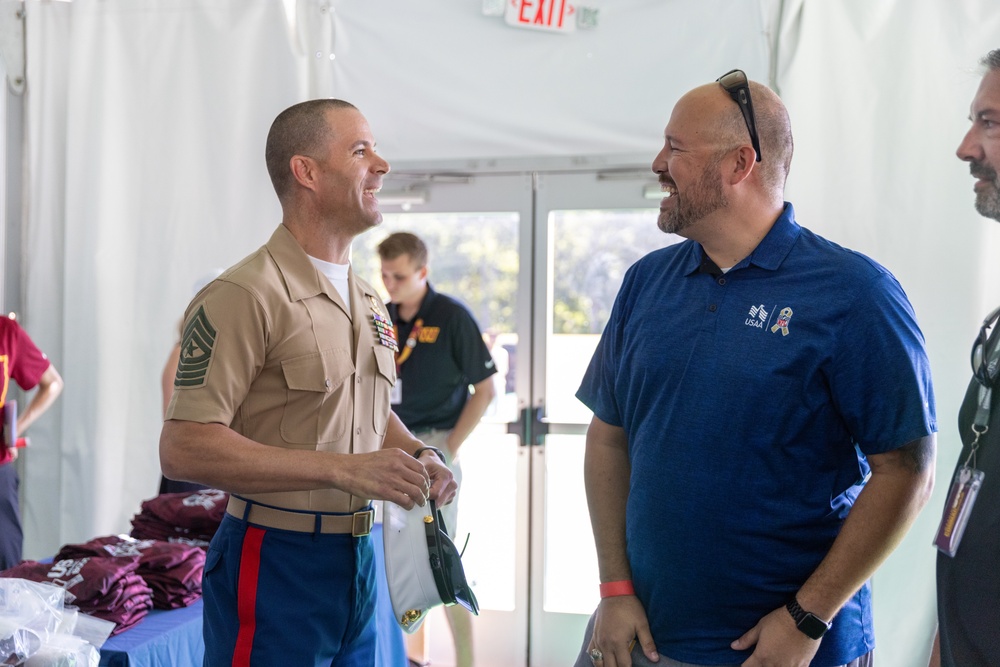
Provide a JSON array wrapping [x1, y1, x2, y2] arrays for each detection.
[[353, 212, 519, 334], [352, 208, 677, 335]]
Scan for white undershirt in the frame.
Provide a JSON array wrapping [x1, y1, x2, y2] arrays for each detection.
[[308, 255, 351, 313]]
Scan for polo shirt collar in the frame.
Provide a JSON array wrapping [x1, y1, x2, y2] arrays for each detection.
[[392, 282, 438, 325], [744, 202, 800, 271], [416, 282, 439, 317], [683, 202, 800, 275]]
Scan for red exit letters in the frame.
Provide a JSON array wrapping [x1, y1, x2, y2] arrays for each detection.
[[505, 0, 577, 33]]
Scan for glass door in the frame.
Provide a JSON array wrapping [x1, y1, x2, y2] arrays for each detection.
[[529, 171, 681, 666], [353, 167, 680, 666], [352, 173, 534, 667]]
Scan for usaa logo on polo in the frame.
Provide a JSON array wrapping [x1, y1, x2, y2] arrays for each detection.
[[174, 305, 216, 387], [746, 304, 769, 329], [744, 303, 794, 336]]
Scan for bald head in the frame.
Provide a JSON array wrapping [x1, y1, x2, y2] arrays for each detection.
[[746, 81, 794, 194], [679, 78, 793, 197]]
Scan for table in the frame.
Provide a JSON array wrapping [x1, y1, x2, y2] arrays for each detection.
[[98, 600, 203, 667], [97, 524, 406, 666]]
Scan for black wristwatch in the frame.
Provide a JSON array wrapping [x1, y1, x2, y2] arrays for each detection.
[[413, 446, 447, 464], [786, 598, 832, 640]]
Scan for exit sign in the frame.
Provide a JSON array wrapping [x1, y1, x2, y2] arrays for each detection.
[[505, 0, 576, 33]]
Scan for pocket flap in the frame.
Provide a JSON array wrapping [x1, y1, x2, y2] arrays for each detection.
[[374, 345, 396, 383], [281, 349, 354, 393]]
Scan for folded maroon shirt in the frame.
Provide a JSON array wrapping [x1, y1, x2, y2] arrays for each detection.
[[129, 490, 228, 548], [55, 536, 206, 609], [57, 535, 203, 569], [0, 557, 153, 634], [140, 489, 228, 530]]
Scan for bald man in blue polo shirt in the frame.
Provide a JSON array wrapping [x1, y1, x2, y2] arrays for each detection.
[[574, 72, 937, 667]]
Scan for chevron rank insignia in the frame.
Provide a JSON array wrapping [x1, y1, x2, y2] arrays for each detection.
[[175, 305, 217, 387]]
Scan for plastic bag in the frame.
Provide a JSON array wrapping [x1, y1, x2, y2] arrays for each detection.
[[0, 579, 108, 665]]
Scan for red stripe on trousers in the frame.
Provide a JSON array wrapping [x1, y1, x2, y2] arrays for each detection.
[[232, 526, 265, 666]]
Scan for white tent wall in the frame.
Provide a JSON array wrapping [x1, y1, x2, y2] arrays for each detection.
[[16, 0, 771, 560], [327, 1, 769, 161], [775, 1, 1000, 663], [4, 0, 999, 664], [19, 0, 302, 554]]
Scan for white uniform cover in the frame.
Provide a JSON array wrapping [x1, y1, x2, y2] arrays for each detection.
[[382, 499, 478, 633]]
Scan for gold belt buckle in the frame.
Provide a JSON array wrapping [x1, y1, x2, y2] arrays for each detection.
[[352, 509, 373, 537]]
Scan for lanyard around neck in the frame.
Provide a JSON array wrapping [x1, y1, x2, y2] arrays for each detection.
[[394, 318, 423, 372], [968, 332, 1000, 468]]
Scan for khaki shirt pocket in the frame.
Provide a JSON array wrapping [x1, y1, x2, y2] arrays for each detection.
[[280, 348, 354, 446], [372, 345, 396, 435]]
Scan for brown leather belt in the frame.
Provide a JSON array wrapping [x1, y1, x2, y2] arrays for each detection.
[[226, 496, 373, 537]]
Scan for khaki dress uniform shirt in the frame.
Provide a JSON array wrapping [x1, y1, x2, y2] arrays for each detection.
[[166, 225, 397, 515]]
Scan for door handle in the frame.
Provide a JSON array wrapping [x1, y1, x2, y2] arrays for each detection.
[[507, 406, 549, 446]]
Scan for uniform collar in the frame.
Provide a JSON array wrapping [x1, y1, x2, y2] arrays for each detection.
[[684, 202, 800, 275], [264, 224, 380, 310]]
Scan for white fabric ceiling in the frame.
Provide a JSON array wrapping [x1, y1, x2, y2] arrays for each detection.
[[3, 1, 1000, 665]]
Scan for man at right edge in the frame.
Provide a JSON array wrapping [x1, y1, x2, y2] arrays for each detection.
[[930, 48, 1000, 667]]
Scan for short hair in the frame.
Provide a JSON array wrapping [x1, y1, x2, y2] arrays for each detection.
[[750, 81, 794, 195], [265, 99, 357, 201], [377, 232, 428, 268], [714, 81, 794, 196], [982, 49, 1000, 71]]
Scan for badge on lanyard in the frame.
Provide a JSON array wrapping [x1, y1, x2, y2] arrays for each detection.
[[936, 310, 1000, 557], [390, 317, 424, 404], [934, 465, 985, 557]]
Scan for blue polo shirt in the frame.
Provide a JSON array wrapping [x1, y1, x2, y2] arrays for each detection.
[[577, 203, 936, 666]]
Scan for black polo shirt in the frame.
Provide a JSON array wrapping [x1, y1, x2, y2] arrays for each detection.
[[936, 323, 1000, 667], [387, 283, 496, 432]]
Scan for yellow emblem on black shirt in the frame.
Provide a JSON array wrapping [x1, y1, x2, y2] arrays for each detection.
[[418, 327, 440, 344]]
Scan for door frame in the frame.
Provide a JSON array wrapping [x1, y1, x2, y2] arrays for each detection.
[[378, 156, 661, 667]]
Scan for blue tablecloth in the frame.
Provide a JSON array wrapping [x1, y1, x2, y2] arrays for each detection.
[[97, 524, 406, 666], [373, 522, 408, 667], [98, 600, 203, 667]]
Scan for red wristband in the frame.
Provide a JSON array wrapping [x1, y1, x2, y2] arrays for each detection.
[[599, 580, 635, 598]]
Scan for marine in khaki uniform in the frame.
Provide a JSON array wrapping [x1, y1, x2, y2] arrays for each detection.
[[160, 99, 456, 667]]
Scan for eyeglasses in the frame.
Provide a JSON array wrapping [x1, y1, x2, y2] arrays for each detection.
[[971, 304, 1000, 388], [716, 69, 762, 162]]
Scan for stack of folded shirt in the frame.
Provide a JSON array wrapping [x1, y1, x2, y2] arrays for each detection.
[[0, 556, 152, 635], [129, 488, 229, 547], [55, 535, 206, 609]]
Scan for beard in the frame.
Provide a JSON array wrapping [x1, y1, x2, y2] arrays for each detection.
[[657, 159, 729, 236], [971, 159, 1000, 222]]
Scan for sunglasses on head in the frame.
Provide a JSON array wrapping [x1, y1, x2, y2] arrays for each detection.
[[716, 69, 762, 162]]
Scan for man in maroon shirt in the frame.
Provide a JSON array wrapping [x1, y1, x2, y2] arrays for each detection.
[[0, 313, 64, 570]]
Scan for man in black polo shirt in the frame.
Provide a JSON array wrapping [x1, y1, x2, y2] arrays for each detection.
[[378, 231, 496, 667], [930, 48, 1000, 667]]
